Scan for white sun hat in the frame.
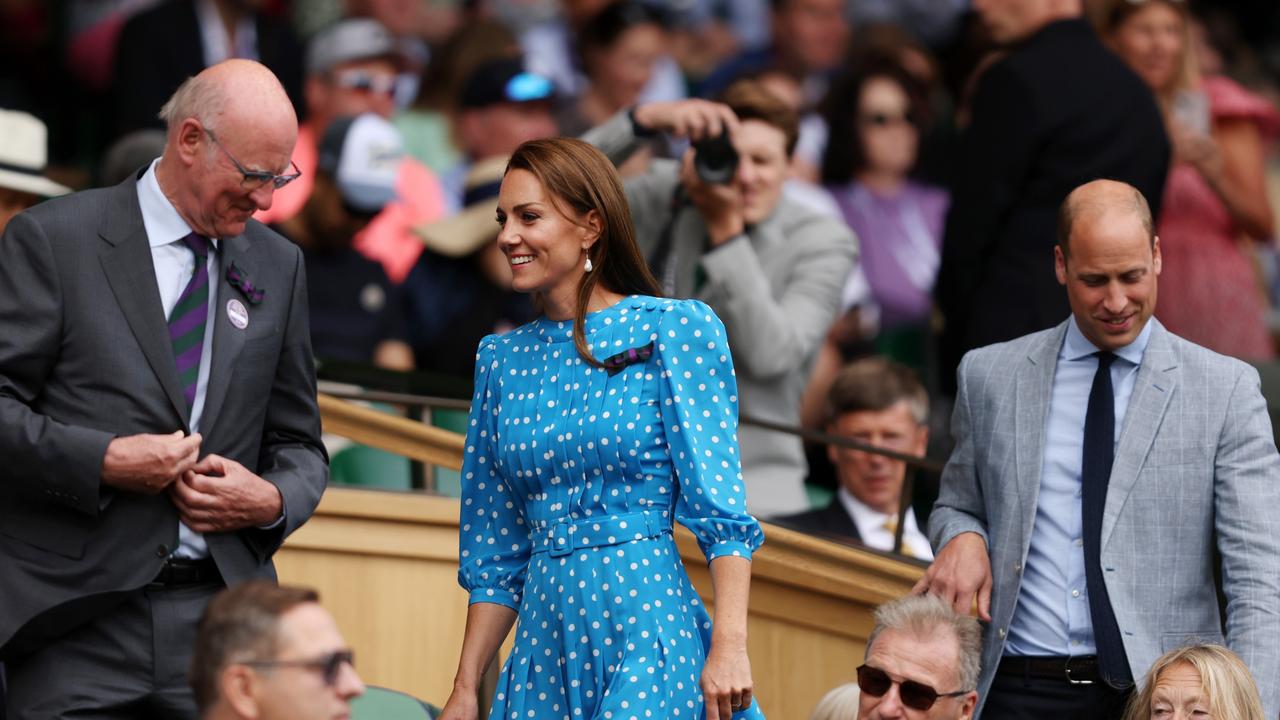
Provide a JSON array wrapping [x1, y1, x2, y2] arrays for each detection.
[[0, 109, 71, 197]]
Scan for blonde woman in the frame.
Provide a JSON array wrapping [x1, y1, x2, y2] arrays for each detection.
[[1123, 644, 1266, 720]]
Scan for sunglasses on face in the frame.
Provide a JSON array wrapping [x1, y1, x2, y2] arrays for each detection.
[[857, 664, 969, 711], [245, 649, 355, 687], [332, 69, 398, 99], [205, 129, 301, 190]]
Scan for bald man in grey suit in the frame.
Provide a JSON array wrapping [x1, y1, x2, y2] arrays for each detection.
[[917, 180, 1280, 718], [0, 60, 326, 717]]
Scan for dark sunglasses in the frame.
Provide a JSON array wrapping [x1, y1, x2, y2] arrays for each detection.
[[332, 69, 398, 99], [245, 649, 355, 687], [205, 129, 301, 190], [860, 111, 914, 129], [857, 664, 969, 711]]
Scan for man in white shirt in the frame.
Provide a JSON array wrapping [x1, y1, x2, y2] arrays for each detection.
[[777, 357, 933, 558]]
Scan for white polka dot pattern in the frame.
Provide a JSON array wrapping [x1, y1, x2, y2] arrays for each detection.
[[457, 295, 766, 719]]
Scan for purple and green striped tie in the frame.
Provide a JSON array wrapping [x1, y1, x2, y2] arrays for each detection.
[[169, 233, 211, 411]]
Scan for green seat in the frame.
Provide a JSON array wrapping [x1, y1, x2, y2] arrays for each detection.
[[329, 444, 412, 490], [430, 407, 470, 497], [805, 483, 834, 511], [351, 686, 441, 719]]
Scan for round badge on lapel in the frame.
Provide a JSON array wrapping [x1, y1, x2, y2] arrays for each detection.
[[226, 298, 249, 330]]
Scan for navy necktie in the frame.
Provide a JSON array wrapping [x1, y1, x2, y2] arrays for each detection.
[[1081, 351, 1132, 686]]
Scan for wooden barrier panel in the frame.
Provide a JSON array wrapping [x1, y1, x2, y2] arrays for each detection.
[[278, 486, 925, 719]]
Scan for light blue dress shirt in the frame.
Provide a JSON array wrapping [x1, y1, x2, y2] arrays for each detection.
[[136, 159, 219, 559], [1005, 316, 1152, 657]]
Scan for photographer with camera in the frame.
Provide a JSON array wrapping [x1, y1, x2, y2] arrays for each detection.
[[582, 80, 858, 517]]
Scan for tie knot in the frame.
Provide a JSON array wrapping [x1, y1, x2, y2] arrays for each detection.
[[1095, 351, 1116, 369], [180, 233, 211, 260]]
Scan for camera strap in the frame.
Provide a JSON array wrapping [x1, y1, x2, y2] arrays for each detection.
[[648, 184, 691, 297]]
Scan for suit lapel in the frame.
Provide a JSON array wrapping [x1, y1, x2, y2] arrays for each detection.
[[1101, 321, 1177, 547], [1014, 322, 1068, 541], [198, 234, 255, 437], [99, 185, 189, 426]]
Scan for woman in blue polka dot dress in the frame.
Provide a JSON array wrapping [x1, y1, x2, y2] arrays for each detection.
[[438, 137, 766, 720]]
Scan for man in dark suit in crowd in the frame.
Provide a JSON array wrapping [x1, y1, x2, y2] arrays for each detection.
[[935, 0, 1170, 394], [0, 59, 327, 718], [776, 357, 933, 558], [113, 0, 305, 136]]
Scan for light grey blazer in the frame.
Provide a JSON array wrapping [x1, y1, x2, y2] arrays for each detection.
[[584, 112, 858, 516], [930, 319, 1280, 717]]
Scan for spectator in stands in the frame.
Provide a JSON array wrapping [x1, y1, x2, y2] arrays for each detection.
[[1103, 0, 1278, 360], [583, 80, 858, 517], [254, 18, 448, 284], [820, 53, 947, 370], [935, 0, 1170, 395], [113, 0, 304, 135], [856, 594, 980, 720], [810, 682, 860, 720], [779, 358, 933, 559], [0, 109, 69, 234], [698, 0, 849, 105], [404, 156, 533, 379], [442, 58, 560, 212], [191, 582, 365, 720], [558, 2, 674, 177], [100, 128, 168, 187], [919, 180, 1280, 717], [272, 113, 414, 371], [1122, 645, 1266, 720]]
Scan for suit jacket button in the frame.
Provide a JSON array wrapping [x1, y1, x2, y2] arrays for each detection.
[[155, 545, 169, 558], [998, 628, 1006, 638]]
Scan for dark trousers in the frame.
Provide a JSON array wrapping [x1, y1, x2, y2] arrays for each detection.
[[5, 581, 221, 720], [981, 667, 1133, 720]]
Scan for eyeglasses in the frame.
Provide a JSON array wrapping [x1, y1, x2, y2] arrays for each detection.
[[244, 650, 355, 687], [856, 664, 970, 711], [331, 69, 398, 99], [859, 111, 914, 129], [204, 129, 301, 191]]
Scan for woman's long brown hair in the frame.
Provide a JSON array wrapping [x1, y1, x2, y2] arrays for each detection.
[[506, 137, 662, 367]]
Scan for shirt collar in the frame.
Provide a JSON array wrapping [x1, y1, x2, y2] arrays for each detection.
[[1062, 314, 1152, 367], [137, 159, 220, 251], [837, 487, 919, 535]]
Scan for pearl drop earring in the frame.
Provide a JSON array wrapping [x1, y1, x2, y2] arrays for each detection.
[[584, 256, 594, 273]]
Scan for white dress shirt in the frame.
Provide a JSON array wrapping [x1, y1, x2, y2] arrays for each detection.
[[838, 487, 934, 560]]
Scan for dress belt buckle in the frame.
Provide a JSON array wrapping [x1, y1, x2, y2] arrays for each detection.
[[1065, 659, 1095, 685], [548, 520, 574, 558]]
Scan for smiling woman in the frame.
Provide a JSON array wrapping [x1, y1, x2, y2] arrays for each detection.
[[438, 137, 769, 720]]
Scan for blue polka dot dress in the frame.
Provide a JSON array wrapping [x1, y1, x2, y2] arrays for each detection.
[[458, 295, 767, 720]]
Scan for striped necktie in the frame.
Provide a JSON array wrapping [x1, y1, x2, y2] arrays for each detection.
[[169, 233, 212, 411]]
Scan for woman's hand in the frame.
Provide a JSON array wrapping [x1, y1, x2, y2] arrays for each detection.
[[437, 686, 480, 720], [701, 640, 754, 719], [1170, 119, 1224, 185]]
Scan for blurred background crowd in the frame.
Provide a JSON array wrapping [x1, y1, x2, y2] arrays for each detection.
[[4, 0, 1280, 535]]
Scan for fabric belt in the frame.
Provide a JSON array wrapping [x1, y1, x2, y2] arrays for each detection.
[[148, 557, 221, 588], [997, 655, 1104, 685], [530, 511, 671, 558]]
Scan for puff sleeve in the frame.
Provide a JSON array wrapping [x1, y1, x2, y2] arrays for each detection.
[[457, 336, 531, 610], [657, 300, 765, 562]]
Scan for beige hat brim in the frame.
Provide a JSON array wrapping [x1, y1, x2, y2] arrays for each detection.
[[0, 167, 71, 197], [413, 201, 499, 258]]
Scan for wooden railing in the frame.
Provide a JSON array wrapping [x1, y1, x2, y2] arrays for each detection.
[[277, 394, 924, 719]]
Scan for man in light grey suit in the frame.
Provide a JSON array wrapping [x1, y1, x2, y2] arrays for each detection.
[[0, 60, 327, 717], [918, 179, 1280, 718], [583, 80, 858, 517]]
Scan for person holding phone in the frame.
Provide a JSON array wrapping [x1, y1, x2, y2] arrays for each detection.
[[1103, 0, 1280, 359]]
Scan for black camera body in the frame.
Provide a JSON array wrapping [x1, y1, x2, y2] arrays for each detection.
[[692, 133, 738, 184]]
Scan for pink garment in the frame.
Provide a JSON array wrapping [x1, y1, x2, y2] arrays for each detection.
[[255, 122, 448, 283], [1155, 76, 1279, 359]]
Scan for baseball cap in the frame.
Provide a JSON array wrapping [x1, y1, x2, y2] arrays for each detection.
[[307, 18, 404, 76], [316, 114, 404, 214], [413, 155, 509, 257], [459, 58, 555, 109]]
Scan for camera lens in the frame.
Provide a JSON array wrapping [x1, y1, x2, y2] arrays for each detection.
[[693, 134, 738, 184]]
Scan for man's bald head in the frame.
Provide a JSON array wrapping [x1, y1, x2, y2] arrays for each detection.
[[1057, 179, 1155, 259], [159, 59, 296, 140]]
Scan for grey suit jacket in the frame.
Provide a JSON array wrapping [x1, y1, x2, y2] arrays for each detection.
[[584, 112, 858, 516], [0, 175, 328, 658], [930, 319, 1280, 717]]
